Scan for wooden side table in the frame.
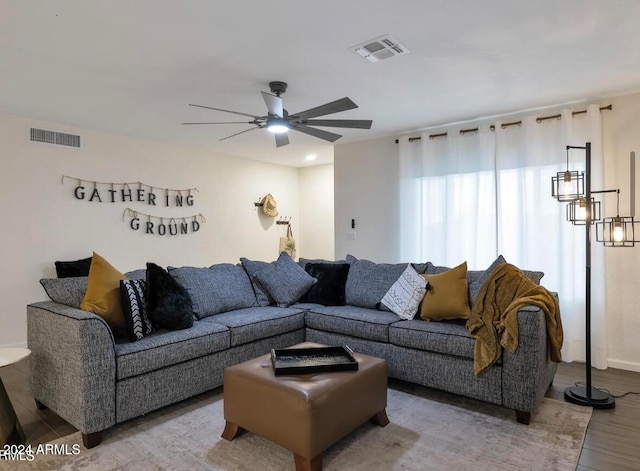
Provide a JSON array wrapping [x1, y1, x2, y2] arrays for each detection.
[[0, 347, 30, 446]]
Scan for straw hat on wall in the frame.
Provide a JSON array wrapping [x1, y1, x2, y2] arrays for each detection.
[[261, 193, 278, 217]]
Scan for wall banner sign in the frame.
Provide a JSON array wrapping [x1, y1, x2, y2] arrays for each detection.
[[123, 209, 206, 236], [63, 175, 206, 236]]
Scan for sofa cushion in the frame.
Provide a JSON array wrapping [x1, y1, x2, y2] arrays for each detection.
[[253, 252, 317, 307], [146, 262, 194, 331], [79, 252, 128, 337], [420, 262, 471, 321], [124, 269, 147, 280], [299, 262, 350, 306], [467, 255, 506, 307], [424, 262, 451, 275], [389, 319, 476, 360], [55, 256, 92, 278], [40, 277, 88, 308], [115, 320, 230, 380], [345, 255, 427, 310], [240, 258, 274, 307], [305, 306, 400, 343], [170, 264, 257, 319], [120, 279, 154, 342], [203, 306, 305, 346], [381, 264, 428, 320]]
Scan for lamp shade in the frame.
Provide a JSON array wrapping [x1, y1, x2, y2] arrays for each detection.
[[566, 197, 601, 225], [596, 216, 635, 247], [552, 170, 584, 202]]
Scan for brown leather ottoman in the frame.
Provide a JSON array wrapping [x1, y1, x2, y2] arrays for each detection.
[[222, 342, 388, 471]]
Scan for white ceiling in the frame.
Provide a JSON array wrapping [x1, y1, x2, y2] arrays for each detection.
[[2, 1, 640, 167]]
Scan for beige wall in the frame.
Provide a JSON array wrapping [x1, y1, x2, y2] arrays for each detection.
[[334, 91, 640, 372], [0, 112, 333, 347], [298, 164, 335, 259], [602, 92, 640, 371], [334, 137, 400, 262]]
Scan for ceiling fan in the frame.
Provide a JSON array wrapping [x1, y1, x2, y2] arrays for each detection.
[[182, 81, 372, 148]]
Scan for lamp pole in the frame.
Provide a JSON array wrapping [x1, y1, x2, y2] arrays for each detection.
[[563, 142, 615, 408]]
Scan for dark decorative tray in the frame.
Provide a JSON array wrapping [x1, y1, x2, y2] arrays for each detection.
[[270, 345, 358, 376]]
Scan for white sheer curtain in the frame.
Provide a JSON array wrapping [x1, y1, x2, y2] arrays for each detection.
[[399, 127, 496, 269], [399, 104, 607, 367]]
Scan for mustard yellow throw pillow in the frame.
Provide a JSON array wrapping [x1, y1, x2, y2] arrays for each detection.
[[420, 261, 471, 321], [80, 252, 127, 337]]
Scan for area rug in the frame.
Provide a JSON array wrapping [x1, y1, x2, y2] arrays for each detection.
[[6, 387, 591, 471]]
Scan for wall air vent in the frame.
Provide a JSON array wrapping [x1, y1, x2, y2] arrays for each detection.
[[29, 127, 81, 148], [351, 35, 409, 63]]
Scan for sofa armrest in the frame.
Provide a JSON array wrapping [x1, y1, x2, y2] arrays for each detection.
[[27, 301, 117, 435], [500, 303, 559, 413]]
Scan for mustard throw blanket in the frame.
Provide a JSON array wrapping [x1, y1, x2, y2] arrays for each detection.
[[466, 263, 564, 376]]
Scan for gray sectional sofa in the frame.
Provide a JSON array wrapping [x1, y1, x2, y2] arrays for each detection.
[[27, 253, 559, 448]]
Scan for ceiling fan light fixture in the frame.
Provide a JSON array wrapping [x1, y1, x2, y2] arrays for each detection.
[[267, 118, 289, 134], [184, 82, 372, 147]]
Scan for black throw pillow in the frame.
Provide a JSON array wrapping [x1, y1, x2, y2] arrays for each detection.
[[146, 262, 194, 330], [299, 263, 350, 306], [55, 256, 93, 278]]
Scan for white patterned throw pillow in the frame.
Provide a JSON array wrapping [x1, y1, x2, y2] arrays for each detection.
[[381, 264, 429, 320], [120, 279, 154, 341]]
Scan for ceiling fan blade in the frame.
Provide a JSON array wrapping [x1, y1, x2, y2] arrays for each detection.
[[289, 97, 358, 120], [189, 103, 260, 119], [275, 133, 290, 148], [219, 126, 261, 142], [291, 124, 342, 142], [182, 121, 255, 125], [301, 119, 372, 129], [261, 91, 283, 118]]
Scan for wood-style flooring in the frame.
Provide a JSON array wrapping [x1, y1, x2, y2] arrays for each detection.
[[1, 357, 639, 470]]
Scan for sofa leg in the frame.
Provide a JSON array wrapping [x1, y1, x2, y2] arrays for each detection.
[[35, 399, 48, 410], [515, 410, 531, 425], [82, 431, 104, 448]]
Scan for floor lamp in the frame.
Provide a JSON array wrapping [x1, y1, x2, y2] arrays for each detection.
[[551, 143, 636, 409]]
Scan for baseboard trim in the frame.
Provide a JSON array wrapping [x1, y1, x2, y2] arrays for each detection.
[[608, 359, 640, 373], [0, 340, 28, 349]]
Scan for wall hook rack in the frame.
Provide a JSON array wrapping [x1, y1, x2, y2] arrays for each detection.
[[276, 216, 291, 225], [254, 196, 264, 207]]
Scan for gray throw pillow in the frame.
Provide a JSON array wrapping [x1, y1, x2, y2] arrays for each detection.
[[170, 264, 257, 319], [240, 258, 274, 307], [253, 252, 317, 307], [40, 277, 88, 308]]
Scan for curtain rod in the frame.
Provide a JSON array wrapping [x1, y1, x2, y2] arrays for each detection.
[[396, 104, 612, 143]]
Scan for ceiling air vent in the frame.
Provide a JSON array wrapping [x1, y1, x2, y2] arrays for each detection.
[[352, 35, 409, 63], [30, 127, 81, 148]]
